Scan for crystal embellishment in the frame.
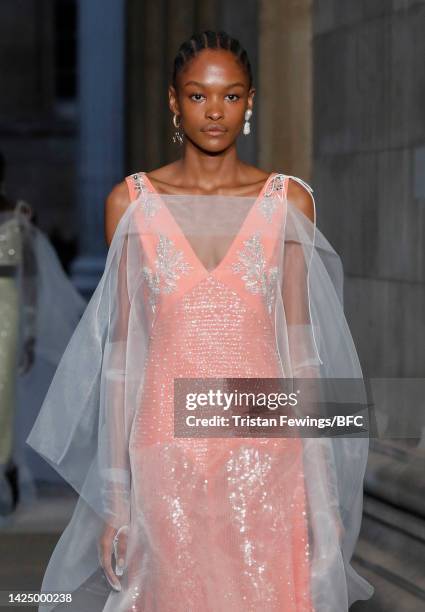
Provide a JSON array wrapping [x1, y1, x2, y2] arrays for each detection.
[[143, 233, 193, 313], [258, 174, 286, 223], [231, 231, 278, 314], [132, 173, 161, 218], [258, 196, 278, 224]]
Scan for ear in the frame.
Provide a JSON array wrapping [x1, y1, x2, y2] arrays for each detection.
[[168, 85, 180, 116], [247, 86, 256, 109]]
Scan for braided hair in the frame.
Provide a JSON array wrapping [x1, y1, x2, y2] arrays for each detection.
[[172, 30, 253, 91]]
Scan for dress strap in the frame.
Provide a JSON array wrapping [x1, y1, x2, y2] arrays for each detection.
[[264, 172, 286, 201], [125, 172, 149, 202], [283, 174, 314, 196]]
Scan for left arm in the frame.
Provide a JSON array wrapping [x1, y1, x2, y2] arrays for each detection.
[[287, 177, 315, 223], [283, 177, 344, 544]]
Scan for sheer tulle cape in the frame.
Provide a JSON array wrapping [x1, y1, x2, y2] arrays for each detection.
[[26, 181, 374, 611]]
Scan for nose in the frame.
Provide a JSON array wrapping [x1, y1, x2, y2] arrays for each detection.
[[207, 110, 223, 120], [205, 100, 224, 121]]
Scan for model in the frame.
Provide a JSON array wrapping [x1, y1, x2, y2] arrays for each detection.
[[27, 30, 374, 611]]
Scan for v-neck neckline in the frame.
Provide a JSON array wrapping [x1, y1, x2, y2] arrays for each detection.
[[141, 171, 277, 277]]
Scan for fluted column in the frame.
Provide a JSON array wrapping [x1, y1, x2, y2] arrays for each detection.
[[71, 0, 125, 295], [258, 0, 313, 178]]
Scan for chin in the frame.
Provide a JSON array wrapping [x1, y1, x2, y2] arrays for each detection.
[[201, 135, 233, 151], [185, 132, 232, 153]]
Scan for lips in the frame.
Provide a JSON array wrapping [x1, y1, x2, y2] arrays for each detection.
[[203, 124, 227, 133]]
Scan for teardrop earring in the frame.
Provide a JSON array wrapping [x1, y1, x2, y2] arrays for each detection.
[[172, 114, 184, 145], [243, 109, 252, 135]]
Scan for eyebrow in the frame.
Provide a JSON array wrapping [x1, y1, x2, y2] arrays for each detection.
[[183, 80, 245, 88]]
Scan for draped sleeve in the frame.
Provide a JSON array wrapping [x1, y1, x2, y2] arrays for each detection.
[[24, 197, 155, 609], [97, 232, 132, 529], [276, 175, 374, 609], [26, 199, 148, 531]]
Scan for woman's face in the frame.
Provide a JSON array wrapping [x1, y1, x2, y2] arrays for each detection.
[[169, 48, 254, 152]]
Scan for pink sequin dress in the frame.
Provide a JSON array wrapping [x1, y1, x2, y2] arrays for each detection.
[[115, 171, 314, 612]]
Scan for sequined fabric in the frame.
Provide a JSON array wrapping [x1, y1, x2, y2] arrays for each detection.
[[112, 172, 314, 611]]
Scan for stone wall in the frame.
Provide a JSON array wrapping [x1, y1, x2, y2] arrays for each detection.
[[313, 3, 425, 608], [313, 0, 425, 379]]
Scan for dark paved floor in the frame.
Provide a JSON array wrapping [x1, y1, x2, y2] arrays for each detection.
[[0, 484, 76, 611]]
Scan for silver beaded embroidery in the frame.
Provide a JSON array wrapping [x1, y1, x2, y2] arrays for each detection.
[[258, 173, 286, 223], [258, 196, 278, 224], [132, 173, 161, 218], [231, 231, 278, 315], [143, 233, 193, 313]]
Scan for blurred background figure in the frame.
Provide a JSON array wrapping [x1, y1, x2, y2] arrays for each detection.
[[0, 152, 33, 517], [0, 151, 86, 524]]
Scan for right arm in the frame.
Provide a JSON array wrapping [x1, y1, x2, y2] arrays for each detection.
[[104, 181, 131, 247], [283, 180, 344, 544], [99, 180, 132, 591]]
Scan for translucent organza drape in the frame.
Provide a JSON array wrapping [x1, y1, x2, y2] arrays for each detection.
[[27, 175, 374, 611]]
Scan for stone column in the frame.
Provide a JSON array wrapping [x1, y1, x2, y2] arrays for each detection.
[[258, 0, 313, 178], [71, 0, 125, 295]]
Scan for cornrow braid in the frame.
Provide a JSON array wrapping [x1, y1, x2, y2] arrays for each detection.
[[172, 30, 253, 90]]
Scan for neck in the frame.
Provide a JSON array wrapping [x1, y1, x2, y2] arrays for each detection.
[[176, 141, 246, 190]]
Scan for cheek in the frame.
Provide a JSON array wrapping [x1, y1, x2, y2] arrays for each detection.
[[235, 105, 246, 120], [180, 101, 204, 126], [226, 105, 245, 127]]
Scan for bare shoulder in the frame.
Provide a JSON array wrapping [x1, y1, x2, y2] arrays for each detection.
[[287, 176, 315, 223], [104, 180, 131, 247]]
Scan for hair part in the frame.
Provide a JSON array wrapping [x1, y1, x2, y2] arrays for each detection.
[[172, 30, 253, 91]]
